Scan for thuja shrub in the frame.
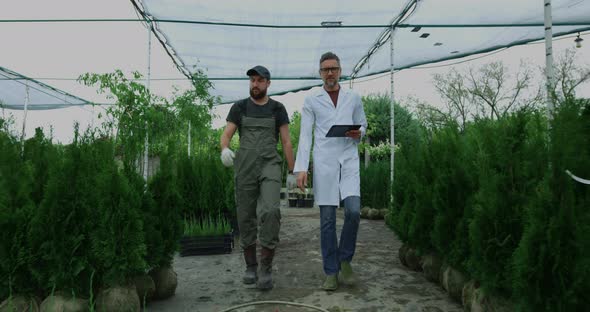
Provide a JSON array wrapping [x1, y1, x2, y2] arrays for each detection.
[[430, 123, 475, 270], [360, 160, 390, 209], [389, 137, 428, 243], [147, 151, 183, 268], [125, 167, 165, 271], [0, 131, 37, 300], [176, 153, 199, 218], [406, 137, 436, 252], [88, 138, 147, 287], [22, 128, 60, 207], [467, 110, 547, 296], [389, 98, 588, 309], [28, 128, 99, 296], [512, 99, 590, 311]]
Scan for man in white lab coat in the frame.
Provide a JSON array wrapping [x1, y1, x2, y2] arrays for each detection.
[[294, 52, 367, 291]]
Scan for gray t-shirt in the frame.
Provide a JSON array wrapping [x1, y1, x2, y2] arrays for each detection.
[[226, 98, 290, 139]]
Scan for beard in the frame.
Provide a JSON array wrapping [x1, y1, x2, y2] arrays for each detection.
[[250, 87, 267, 100], [324, 78, 338, 89]]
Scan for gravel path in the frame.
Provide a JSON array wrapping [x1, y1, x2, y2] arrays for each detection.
[[147, 204, 463, 312]]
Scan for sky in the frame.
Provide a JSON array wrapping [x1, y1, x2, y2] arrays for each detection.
[[1, 1, 589, 142]]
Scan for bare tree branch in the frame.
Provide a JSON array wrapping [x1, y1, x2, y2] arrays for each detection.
[[550, 49, 590, 105]]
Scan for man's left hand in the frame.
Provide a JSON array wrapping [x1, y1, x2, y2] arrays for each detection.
[[345, 129, 361, 139]]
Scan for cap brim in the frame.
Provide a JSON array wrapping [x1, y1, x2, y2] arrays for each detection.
[[246, 69, 259, 76]]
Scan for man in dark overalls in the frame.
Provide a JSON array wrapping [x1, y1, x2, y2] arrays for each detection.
[[220, 66, 296, 290]]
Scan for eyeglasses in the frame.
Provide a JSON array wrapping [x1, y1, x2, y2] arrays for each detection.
[[319, 67, 340, 74]]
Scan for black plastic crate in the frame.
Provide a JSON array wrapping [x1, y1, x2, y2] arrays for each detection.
[[179, 233, 234, 257]]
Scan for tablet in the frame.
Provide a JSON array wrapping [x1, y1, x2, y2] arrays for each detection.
[[325, 124, 361, 137]]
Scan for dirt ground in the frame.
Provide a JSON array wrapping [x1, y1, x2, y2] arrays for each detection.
[[147, 201, 463, 312]]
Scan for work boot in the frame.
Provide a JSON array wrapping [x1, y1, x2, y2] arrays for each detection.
[[242, 245, 257, 284], [257, 247, 275, 290], [322, 274, 338, 291], [339, 261, 357, 285]]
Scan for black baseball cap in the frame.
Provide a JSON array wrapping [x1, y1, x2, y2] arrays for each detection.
[[246, 65, 271, 80]]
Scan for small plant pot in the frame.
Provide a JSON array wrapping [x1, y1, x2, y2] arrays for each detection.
[[304, 199, 314, 208], [280, 192, 286, 199], [179, 232, 233, 256], [306, 193, 314, 199], [296, 198, 305, 207], [288, 198, 298, 207]]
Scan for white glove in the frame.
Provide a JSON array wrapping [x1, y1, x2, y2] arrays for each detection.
[[286, 173, 297, 190], [220, 148, 235, 167]]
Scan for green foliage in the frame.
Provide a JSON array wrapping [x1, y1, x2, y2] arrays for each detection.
[[389, 135, 427, 242], [89, 138, 146, 288], [361, 94, 424, 159], [176, 154, 199, 216], [183, 215, 231, 237], [361, 140, 400, 160], [430, 123, 475, 270], [166, 70, 217, 156], [361, 94, 427, 237], [406, 139, 436, 252], [75, 68, 218, 274], [79, 70, 158, 167], [176, 150, 235, 221], [224, 169, 236, 220], [0, 112, 15, 135], [79, 69, 216, 168], [289, 111, 301, 152], [467, 110, 547, 295], [194, 152, 227, 218], [512, 98, 590, 311], [0, 78, 220, 295], [25, 127, 147, 294], [362, 94, 393, 144], [125, 167, 165, 271], [0, 130, 37, 300], [27, 126, 98, 295], [360, 161, 390, 209], [147, 151, 183, 268], [23, 128, 59, 206], [276, 111, 302, 183], [390, 94, 589, 310], [276, 111, 301, 154]]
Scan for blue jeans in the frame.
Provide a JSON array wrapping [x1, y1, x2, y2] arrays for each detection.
[[319, 196, 361, 276]]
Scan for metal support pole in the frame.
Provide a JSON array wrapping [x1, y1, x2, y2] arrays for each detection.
[[21, 82, 30, 155], [389, 24, 395, 208], [143, 21, 152, 180], [544, 0, 554, 119]]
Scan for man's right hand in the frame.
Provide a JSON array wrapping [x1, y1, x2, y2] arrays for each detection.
[[296, 171, 308, 192], [220, 148, 235, 167]]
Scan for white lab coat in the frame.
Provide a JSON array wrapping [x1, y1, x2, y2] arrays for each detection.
[[294, 87, 367, 206]]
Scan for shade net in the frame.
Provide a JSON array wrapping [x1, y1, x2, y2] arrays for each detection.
[[2, 0, 590, 109], [0, 66, 90, 110], [138, 0, 590, 103]]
